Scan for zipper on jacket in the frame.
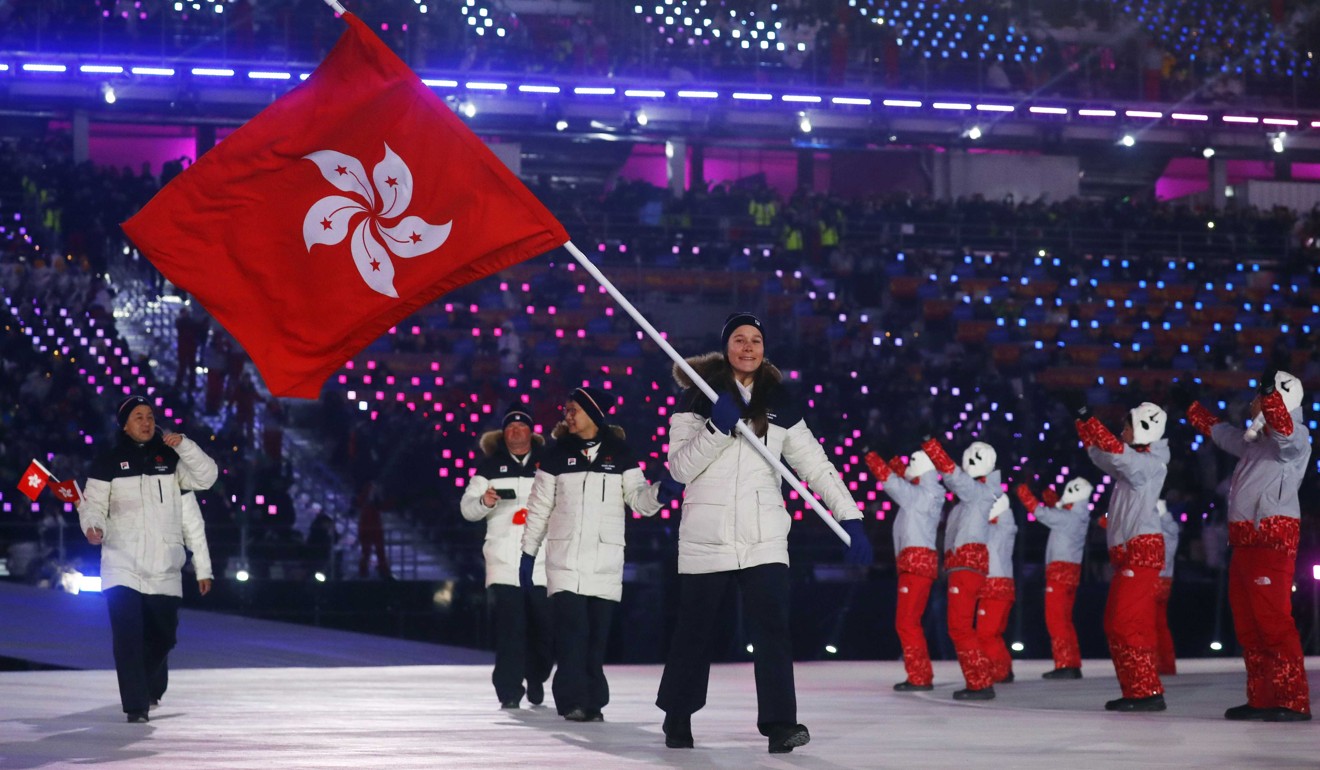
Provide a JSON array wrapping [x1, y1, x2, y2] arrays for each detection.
[[157, 479, 164, 503]]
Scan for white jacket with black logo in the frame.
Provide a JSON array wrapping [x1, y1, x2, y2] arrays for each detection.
[[521, 425, 663, 602], [460, 431, 548, 588], [79, 435, 218, 596]]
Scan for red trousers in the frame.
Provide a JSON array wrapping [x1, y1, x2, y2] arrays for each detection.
[[947, 570, 992, 690], [1228, 546, 1311, 714], [976, 581, 1014, 683], [1044, 562, 1081, 669], [1154, 576, 1176, 675], [895, 571, 935, 686], [1104, 563, 1163, 699]]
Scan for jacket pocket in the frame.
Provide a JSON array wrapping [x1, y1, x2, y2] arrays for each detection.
[[597, 527, 625, 575], [678, 502, 728, 545], [756, 489, 791, 543]]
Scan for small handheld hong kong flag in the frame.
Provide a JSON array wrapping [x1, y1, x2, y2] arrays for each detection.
[[122, 13, 568, 398], [17, 460, 51, 502], [49, 479, 82, 505]]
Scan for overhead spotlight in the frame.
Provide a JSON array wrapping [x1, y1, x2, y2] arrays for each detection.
[[1119, 133, 1136, 147], [555, 119, 569, 132], [101, 83, 116, 105], [460, 100, 477, 119], [798, 112, 812, 134], [634, 109, 649, 127], [965, 125, 982, 140], [1202, 147, 1215, 159], [1271, 132, 1286, 153]]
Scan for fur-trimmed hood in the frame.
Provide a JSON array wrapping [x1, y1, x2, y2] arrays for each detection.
[[478, 430, 546, 458], [672, 351, 783, 391]]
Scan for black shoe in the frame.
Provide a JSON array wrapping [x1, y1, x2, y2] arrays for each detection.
[[1264, 708, 1312, 722], [149, 699, 161, 711], [500, 699, 520, 709], [953, 686, 996, 701], [1106, 694, 1166, 712], [1043, 667, 1083, 680], [585, 709, 604, 722], [998, 671, 1015, 684], [663, 714, 694, 749], [1224, 703, 1271, 721], [527, 681, 544, 706], [893, 680, 935, 692], [767, 723, 810, 754], [126, 712, 149, 724], [563, 707, 593, 722]]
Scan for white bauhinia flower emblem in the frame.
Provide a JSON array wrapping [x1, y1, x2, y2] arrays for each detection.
[[302, 143, 452, 298], [26, 473, 43, 489]]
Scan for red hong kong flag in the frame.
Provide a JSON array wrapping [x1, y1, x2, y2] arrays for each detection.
[[49, 479, 82, 505], [122, 13, 568, 398], [17, 460, 50, 502]]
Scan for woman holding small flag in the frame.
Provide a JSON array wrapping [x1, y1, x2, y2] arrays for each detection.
[[78, 395, 217, 723]]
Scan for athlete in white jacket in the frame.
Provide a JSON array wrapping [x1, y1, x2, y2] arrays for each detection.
[[656, 313, 871, 755], [520, 386, 676, 723], [79, 395, 217, 723], [459, 402, 552, 709]]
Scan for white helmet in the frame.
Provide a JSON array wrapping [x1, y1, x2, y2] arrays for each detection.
[[1129, 402, 1167, 444], [988, 493, 1009, 521], [962, 441, 996, 477], [1274, 370, 1304, 412], [1059, 477, 1093, 507], [906, 450, 935, 480]]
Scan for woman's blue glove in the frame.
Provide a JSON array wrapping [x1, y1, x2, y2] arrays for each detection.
[[519, 553, 535, 590], [711, 394, 743, 434], [840, 519, 873, 567], [658, 477, 685, 505]]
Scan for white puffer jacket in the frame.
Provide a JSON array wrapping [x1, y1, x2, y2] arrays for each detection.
[[522, 426, 663, 601], [459, 431, 548, 587], [79, 435, 218, 596], [668, 354, 861, 575]]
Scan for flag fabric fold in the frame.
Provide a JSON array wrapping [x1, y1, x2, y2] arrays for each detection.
[[17, 460, 50, 502], [123, 13, 568, 398]]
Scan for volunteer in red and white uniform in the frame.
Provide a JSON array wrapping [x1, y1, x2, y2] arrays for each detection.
[[1016, 477, 1092, 679]]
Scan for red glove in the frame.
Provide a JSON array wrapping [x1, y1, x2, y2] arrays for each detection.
[[1015, 483, 1039, 514], [888, 457, 908, 478], [1041, 487, 1060, 508], [1087, 416, 1124, 454], [921, 436, 956, 474], [1259, 390, 1295, 437], [864, 451, 890, 482], [1186, 401, 1220, 437]]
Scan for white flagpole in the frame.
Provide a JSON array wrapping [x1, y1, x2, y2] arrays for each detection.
[[562, 240, 851, 545], [31, 458, 60, 483], [320, 0, 348, 15]]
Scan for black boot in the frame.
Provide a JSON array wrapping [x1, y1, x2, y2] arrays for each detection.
[[998, 671, 1015, 684], [663, 713, 694, 749], [126, 712, 149, 724], [766, 723, 810, 754], [893, 680, 934, 692], [1106, 694, 1166, 712], [953, 686, 995, 701], [1224, 703, 1271, 721], [1042, 667, 1082, 680], [1264, 708, 1312, 722]]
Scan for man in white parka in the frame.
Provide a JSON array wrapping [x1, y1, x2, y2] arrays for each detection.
[[656, 313, 872, 755], [79, 395, 217, 723], [460, 401, 552, 709]]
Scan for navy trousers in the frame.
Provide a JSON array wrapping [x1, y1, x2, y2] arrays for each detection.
[[105, 586, 181, 714]]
